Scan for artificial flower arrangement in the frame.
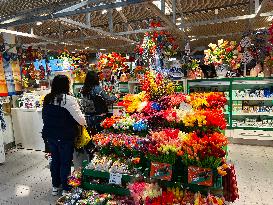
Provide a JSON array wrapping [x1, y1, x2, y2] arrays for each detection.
[[128, 182, 225, 205], [185, 59, 200, 71], [72, 68, 86, 83], [21, 63, 47, 88], [97, 52, 128, 73], [140, 71, 175, 100], [189, 92, 227, 110], [68, 169, 82, 187], [57, 49, 74, 70], [204, 39, 241, 69], [180, 131, 228, 170], [86, 71, 237, 203], [135, 21, 178, 60]]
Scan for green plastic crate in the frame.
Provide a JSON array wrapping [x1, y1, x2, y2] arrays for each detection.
[[82, 169, 133, 183], [82, 182, 130, 196]]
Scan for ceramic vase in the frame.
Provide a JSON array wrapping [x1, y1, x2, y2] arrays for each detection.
[[187, 70, 196, 80], [216, 64, 229, 78]]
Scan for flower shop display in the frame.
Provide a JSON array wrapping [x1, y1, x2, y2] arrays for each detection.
[[204, 39, 241, 77], [97, 52, 128, 73], [58, 187, 135, 205], [135, 21, 178, 71], [81, 70, 239, 204], [68, 169, 82, 188], [128, 182, 225, 205]]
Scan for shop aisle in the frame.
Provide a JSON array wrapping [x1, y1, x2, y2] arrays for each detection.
[[0, 144, 272, 205]]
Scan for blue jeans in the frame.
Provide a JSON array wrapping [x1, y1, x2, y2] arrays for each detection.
[[47, 138, 74, 191]]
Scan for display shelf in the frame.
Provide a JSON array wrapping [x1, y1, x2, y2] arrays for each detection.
[[232, 126, 273, 131], [233, 113, 273, 116], [82, 169, 133, 183], [187, 77, 273, 142], [233, 97, 273, 101], [82, 182, 130, 196]]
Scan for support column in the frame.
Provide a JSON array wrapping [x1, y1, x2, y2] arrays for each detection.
[[108, 9, 113, 33], [172, 0, 176, 23], [161, 0, 165, 14], [86, 13, 91, 27]]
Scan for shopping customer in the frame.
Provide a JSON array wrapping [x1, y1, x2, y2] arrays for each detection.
[[81, 70, 117, 132], [42, 75, 86, 196]]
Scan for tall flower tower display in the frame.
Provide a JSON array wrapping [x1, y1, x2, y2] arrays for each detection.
[[135, 21, 178, 71], [80, 71, 239, 204]]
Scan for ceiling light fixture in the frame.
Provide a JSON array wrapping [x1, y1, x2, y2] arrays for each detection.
[[102, 9, 107, 14], [100, 48, 106, 51], [85, 47, 89, 49], [36, 21, 42, 26], [177, 17, 181, 21]]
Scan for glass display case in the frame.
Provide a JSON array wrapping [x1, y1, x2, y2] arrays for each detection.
[[231, 78, 273, 131]]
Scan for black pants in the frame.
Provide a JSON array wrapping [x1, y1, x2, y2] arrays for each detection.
[[85, 114, 106, 134], [47, 138, 74, 191]]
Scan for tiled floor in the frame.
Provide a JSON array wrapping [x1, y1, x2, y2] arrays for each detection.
[[0, 144, 272, 205]]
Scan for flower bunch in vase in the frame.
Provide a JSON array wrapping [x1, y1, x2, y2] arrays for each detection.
[[97, 52, 128, 73]]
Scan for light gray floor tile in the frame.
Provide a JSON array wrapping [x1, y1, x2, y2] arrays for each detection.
[[0, 145, 273, 204]]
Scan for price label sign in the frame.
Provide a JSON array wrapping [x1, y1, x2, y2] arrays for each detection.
[[109, 172, 122, 185]]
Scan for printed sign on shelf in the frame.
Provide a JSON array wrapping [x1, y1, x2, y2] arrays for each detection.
[[150, 162, 172, 181], [109, 172, 122, 185], [188, 166, 213, 186]]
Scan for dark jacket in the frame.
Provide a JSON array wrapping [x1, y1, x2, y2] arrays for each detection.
[[42, 104, 78, 141], [42, 94, 86, 142]]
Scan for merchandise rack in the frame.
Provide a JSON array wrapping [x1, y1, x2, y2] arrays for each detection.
[[81, 161, 223, 196], [187, 77, 273, 133]]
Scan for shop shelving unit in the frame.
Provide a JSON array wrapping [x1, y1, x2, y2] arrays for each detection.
[[187, 78, 232, 128], [187, 77, 273, 141]]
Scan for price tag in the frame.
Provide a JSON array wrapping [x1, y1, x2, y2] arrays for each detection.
[[109, 172, 122, 185]]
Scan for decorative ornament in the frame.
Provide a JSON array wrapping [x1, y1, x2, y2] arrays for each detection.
[[240, 36, 252, 48]]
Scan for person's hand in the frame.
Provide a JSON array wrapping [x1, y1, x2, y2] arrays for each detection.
[[115, 94, 120, 99]]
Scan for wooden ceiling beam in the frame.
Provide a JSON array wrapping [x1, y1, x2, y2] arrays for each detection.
[[183, 14, 256, 27], [0, 28, 90, 48], [146, 2, 183, 38], [59, 17, 137, 44], [0, 0, 149, 29]]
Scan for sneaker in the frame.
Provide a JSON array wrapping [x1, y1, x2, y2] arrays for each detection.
[[52, 187, 60, 196], [62, 190, 69, 196]]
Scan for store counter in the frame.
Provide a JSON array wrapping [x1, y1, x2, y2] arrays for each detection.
[[11, 108, 45, 151]]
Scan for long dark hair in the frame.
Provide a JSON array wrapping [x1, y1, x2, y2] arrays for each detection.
[[44, 75, 70, 106], [81, 70, 100, 95]]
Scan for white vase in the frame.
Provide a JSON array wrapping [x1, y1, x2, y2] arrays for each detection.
[[216, 64, 229, 78]]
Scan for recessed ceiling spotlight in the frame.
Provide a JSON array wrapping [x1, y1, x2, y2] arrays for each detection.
[[242, 9, 245, 12], [85, 47, 89, 49], [116, 7, 122, 11], [177, 17, 181, 21], [36, 21, 42, 26], [102, 9, 107, 14], [176, 22, 181, 25], [47, 27, 51, 30]]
